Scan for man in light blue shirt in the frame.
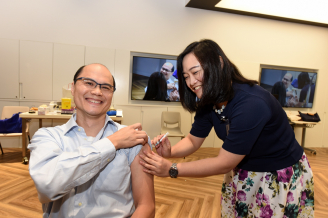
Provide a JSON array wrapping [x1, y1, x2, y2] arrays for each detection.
[[145, 62, 179, 101], [282, 72, 293, 104], [28, 64, 155, 218]]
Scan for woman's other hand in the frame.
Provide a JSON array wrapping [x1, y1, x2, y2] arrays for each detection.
[[152, 135, 171, 158], [139, 151, 172, 177]]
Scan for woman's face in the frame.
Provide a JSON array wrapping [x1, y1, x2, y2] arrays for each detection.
[[182, 52, 204, 99]]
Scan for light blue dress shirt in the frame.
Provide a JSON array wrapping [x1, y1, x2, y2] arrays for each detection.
[[286, 86, 292, 105], [28, 114, 151, 218]]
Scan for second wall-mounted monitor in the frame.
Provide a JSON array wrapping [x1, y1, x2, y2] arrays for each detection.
[[130, 52, 179, 102], [259, 64, 318, 108]]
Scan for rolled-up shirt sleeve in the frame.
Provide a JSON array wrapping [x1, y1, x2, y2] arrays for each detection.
[[127, 136, 152, 166]]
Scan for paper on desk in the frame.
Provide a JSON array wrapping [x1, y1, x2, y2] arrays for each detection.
[[286, 111, 302, 122], [116, 109, 123, 117]]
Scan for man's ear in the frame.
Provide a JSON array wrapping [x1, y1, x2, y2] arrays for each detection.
[[219, 56, 224, 70], [70, 82, 75, 97]]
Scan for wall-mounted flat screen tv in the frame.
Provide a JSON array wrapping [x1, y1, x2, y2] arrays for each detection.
[[130, 52, 179, 102], [259, 64, 318, 108]]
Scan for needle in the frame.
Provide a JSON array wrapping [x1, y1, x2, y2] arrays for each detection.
[[155, 132, 169, 146]]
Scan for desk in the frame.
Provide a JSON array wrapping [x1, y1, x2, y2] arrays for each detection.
[[290, 120, 319, 155], [19, 112, 123, 164]]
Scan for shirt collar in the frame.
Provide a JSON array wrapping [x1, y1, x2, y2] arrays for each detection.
[[62, 113, 117, 135]]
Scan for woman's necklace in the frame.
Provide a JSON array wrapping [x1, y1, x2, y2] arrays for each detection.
[[213, 104, 225, 115], [213, 102, 229, 135], [213, 102, 228, 122]]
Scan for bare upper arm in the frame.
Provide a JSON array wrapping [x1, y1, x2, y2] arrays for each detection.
[[216, 148, 245, 173], [186, 133, 206, 149], [130, 144, 155, 214]]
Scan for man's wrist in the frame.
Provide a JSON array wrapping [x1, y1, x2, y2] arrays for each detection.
[[107, 135, 119, 150]]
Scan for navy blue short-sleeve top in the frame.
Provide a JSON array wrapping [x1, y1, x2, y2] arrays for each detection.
[[190, 83, 303, 172]]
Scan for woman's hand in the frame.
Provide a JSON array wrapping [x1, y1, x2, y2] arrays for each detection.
[[139, 150, 172, 177], [151, 135, 171, 158]]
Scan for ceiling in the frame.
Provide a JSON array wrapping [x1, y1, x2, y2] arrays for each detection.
[[186, 0, 328, 28]]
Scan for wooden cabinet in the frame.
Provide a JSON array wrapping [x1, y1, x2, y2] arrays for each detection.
[[0, 39, 20, 99], [116, 105, 142, 126], [53, 43, 85, 101], [20, 41, 53, 100]]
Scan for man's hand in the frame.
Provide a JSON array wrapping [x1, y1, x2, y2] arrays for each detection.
[[167, 83, 176, 90], [169, 90, 179, 101], [286, 90, 293, 97], [107, 123, 148, 150], [288, 96, 303, 107]]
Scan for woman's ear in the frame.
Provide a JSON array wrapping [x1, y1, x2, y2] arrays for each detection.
[[219, 56, 224, 70]]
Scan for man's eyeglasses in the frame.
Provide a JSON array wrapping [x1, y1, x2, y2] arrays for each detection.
[[161, 67, 172, 72], [282, 77, 291, 82], [75, 77, 116, 93]]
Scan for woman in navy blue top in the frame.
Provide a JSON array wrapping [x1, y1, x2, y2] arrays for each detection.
[[140, 39, 314, 217]]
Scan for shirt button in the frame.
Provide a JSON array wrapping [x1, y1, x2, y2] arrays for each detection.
[[107, 158, 110, 162], [84, 138, 87, 140], [78, 128, 81, 131], [78, 202, 82, 206]]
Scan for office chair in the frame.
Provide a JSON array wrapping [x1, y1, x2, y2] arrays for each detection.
[[160, 111, 185, 140], [0, 106, 30, 154]]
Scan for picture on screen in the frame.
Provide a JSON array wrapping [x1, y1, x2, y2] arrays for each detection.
[[259, 65, 318, 108], [131, 53, 179, 102]]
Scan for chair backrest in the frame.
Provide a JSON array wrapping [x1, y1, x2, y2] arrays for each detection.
[[1, 106, 30, 120], [161, 111, 181, 128]]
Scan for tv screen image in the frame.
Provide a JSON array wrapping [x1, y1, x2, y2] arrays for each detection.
[[259, 65, 318, 108], [131, 52, 179, 102]]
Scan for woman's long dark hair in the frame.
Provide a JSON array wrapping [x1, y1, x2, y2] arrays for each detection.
[[143, 72, 168, 101], [271, 81, 286, 107], [297, 72, 310, 89], [177, 39, 258, 112]]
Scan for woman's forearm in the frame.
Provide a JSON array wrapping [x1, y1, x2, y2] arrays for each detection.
[[140, 146, 245, 178], [177, 156, 230, 177], [171, 134, 204, 158], [176, 148, 245, 177]]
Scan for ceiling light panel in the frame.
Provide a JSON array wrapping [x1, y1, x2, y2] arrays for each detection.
[[216, 0, 328, 24]]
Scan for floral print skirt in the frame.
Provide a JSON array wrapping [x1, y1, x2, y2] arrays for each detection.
[[221, 153, 314, 218]]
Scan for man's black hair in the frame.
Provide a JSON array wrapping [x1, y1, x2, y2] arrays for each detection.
[[73, 64, 116, 89]]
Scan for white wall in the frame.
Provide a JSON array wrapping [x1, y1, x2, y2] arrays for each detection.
[[0, 0, 327, 148]]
